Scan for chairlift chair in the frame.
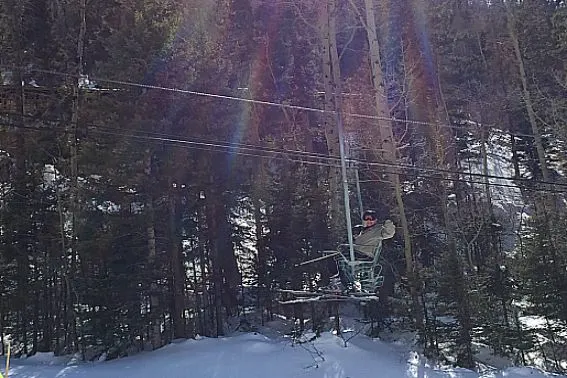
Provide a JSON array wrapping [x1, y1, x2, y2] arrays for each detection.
[[327, 240, 385, 293]]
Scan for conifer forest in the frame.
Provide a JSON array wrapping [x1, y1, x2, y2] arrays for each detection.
[[0, 0, 567, 372]]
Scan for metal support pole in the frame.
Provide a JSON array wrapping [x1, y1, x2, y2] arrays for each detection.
[[335, 113, 356, 266], [354, 166, 363, 220]]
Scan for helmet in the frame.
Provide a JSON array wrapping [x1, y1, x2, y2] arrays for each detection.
[[362, 209, 377, 220]]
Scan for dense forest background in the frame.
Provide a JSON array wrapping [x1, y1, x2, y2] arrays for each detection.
[[1, 0, 566, 371]]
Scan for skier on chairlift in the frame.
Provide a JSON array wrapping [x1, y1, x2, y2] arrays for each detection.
[[350, 210, 395, 259], [328, 209, 395, 292]]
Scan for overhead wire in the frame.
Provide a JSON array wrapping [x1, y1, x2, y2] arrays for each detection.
[[2, 113, 567, 193], [0, 112, 343, 168], [89, 128, 567, 193], [0, 65, 549, 140], [1, 67, 565, 192], [0, 110, 560, 188], [1, 112, 564, 192]]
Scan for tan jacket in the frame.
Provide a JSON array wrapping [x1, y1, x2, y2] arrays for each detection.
[[354, 220, 395, 258]]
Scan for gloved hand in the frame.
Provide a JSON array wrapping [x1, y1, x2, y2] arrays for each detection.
[[381, 219, 395, 239]]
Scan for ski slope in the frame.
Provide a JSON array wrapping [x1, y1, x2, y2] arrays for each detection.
[[4, 331, 564, 378]]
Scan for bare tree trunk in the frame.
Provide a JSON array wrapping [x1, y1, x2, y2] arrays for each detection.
[[54, 156, 75, 353], [41, 251, 54, 352], [248, 98, 270, 323], [205, 195, 224, 337], [145, 152, 161, 349], [479, 126, 493, 209], [326, 0, 359, 267], [168, 185, 186, 339], [147, 212, 160, 345], [9, 2, 31, 356], [204, 167, 241, 336], [198, 220, 210, 336], [0, 310, 3, 355], [14, 72, 30, 358], [253, 190, 270, 323], [361, 0, 423, 332], [442, 185, 474, 368], [436, 87, 475, 368], [506, 2, 567, 320], [32, 265, 40, 355], [62, 0, 87, 354], [319, 0, 343, 239], [191, 257, 202, 334], [505, 2, 550, 183]]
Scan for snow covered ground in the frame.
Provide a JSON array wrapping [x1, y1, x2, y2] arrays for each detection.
[[4, 329, 565, 378]]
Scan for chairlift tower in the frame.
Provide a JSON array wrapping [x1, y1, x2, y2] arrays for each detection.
[[334, 111, 357, 276]]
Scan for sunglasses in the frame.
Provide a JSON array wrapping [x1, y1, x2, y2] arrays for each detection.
[[363, 217, 376, 221]]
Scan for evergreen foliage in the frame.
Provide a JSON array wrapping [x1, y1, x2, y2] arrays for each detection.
[[0, 0, 566, 371]]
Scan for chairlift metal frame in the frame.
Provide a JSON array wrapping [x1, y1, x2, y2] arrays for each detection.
[[333, 242, 385, 293]]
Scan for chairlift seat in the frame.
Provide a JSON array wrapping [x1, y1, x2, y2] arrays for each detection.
[[329, 242, 385, 292]]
